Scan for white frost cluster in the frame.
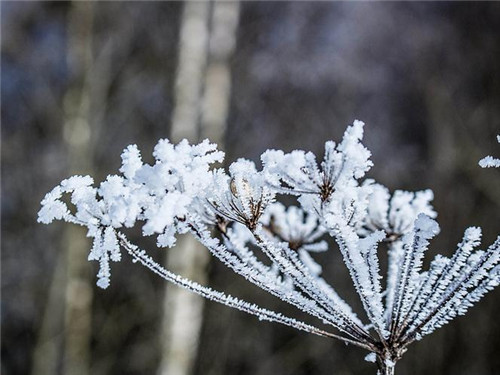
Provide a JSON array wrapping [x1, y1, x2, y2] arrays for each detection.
[[208, 159, 275, 229], [479, 135, 500, 168], [359, 183, 437, 239], [39, 139, 223, 287], [39, 121, 500, 368]]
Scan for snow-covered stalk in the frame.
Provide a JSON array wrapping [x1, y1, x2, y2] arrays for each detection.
[[377, 357, 396, 375], [38, 123, 500, 374]]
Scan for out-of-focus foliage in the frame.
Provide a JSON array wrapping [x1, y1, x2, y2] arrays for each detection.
[[2, 2, 500, 375]]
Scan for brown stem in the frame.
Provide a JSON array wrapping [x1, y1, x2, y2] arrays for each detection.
[[376, 355, 396, 375]]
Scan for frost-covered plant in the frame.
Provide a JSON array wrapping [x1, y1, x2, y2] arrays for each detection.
[[479, 135, 500, 168], [39, 122, 500, 374]]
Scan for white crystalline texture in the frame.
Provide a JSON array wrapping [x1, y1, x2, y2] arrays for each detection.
[[208, 159, 275, 227], [479, 155, 500, 168], [479, 135, 500, 168], [120, 144, 143, 179], [364, 352, 377, 363], [414, 214, 440, 240], [87, 227, 119, 289], [360, 183, 437, 239], [260, 202, 326, 252], [38, 138, 225, 288], [38, 186, 69, 224], [335, 120, 373, 180], [262, 120, 372, 202], [38, 122, 500, 361], [60, 175, 94, 192]]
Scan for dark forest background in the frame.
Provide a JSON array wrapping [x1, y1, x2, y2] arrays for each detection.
[[2, 2, 500, 375]]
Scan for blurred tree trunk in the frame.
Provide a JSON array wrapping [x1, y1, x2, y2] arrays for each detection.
[[61, 3, 96, 375], [31, 3, 96, 375], [200, 1, 240, 143], [31, 245, 67, 375], [159, 2, 239, 375], [159, 3, 210, 375]]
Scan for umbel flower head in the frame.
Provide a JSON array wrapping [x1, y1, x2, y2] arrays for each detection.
[[38, 121, 500, 374], [208, 159, 275, 230]]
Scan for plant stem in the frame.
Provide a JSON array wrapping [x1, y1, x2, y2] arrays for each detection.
[[377, 357, 396, 375]]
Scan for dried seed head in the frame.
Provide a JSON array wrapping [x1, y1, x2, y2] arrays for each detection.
[[230, 177, 252, 199], [230, 178, 238, 197]]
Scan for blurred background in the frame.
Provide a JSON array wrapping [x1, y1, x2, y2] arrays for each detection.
[[2, 1, 500, 375]]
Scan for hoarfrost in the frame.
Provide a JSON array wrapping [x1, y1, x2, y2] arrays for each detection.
[[38, 122, 500, 368]]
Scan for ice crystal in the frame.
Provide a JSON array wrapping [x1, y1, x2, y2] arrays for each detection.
[[39, 122, 500, 373], [479, 135, 500, 168]]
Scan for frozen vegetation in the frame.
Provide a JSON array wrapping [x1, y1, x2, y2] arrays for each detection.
[[39, 122, 500, 374]]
